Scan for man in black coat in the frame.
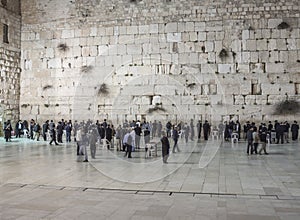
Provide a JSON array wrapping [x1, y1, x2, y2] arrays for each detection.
[[161, 131, 170, 164], [157, 121, 162, 137], [197, 120, 202, 140], [258, 124, 268, 155], [134, 125, 142, 149], [166, 121, 172, 137], [246, 127, 254, 155], [15, 120, 23, 138], [105, 124, 113, 149], [57, 121, 64, 143], [203, 120, 211, 141], [291, 121, 299, 141], [172, 126, 180, 153], [4, 120, 12, 142], [144, 127, 151, 145], [274, 120, 280, 143], [276, 122, 285, 144], [42, 120, 49, 141], [49, 120, 59, 145], [190, 119, 194, 141]]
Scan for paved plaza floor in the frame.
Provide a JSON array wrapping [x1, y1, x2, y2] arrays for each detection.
[[0, 136, 300, 219]]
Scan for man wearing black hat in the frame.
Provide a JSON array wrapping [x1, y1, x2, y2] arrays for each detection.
[[291, 121, 299, 141]]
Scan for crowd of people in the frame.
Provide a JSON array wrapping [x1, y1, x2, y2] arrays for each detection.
[[3, 118, 299, 161]]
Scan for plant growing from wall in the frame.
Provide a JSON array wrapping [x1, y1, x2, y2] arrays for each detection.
[[42, 85, 53, 90], [21, 104, 29, 108], [98, 83, 109, 96], [219, 49, 229, 60], [187, 83, 196, 89], [81, 65, 93, 73], [277, 22, 290, 30], [57, 43, 69, 52], [274, 100, 300, 115], [147, 106, 166, 114]]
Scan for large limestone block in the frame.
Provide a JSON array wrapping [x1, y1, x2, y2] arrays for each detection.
[[194, 22, 206, 31], [276, 39, 287, 50], [266, 63, 284, 73], [261, 84, 280, 95], [204, 41, 214, 52], [149, 24, 159, 34], [126, 44, 142, 55], [268, 19, 283, 28], [47, 58, 61, 69], [240, 81, 251, 95], [255, 95, 268, 105], [167, 33, 181, 42], [201, 64, 217, 73], [210, 95, 222, 105], [154, 85, 178, 96], [257, 39, 268, 51], [246, 40, 256, 51], [61, 29, 74, 39], [287, 39, 297, 50], [267, 95, 286, 104], [165, 22, 177, 33], [218, 64, 234, 74]]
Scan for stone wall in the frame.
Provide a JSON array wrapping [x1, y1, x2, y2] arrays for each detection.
[[20, 0, 300, 125], [0, 0, 21, 134]]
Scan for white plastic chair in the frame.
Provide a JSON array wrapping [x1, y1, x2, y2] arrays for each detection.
[[231, 133, 239, 143]]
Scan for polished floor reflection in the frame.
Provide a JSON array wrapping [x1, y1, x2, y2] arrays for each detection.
[[0, 137, 300, 219]]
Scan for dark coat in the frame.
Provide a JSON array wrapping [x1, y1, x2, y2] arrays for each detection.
[[172, 129, 179, 140], [106, 127, 112, 141], [98, 126, 105, 139], [57, 123, 63, 135], [144, 129, 150, 144], [161, 136, 170, 156]]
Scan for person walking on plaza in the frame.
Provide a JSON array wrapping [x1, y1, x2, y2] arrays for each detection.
[[184, 123, 190, 143], [283, 121, 290, 143], [291, 121, 299, 141], [123, 130, 130, 153], [42, 120, 49, 141], [79, 130, 89, 162], [57, 121, 64, 143], [166, 121, 172, 138], [89, 127, 97, 159], [275, 120, 280, 143], [157, 121, 162, 137], [203, 120, 211, 140], [190, 119, 194, 141], [49, 120, 59, 145], [123, 130, 133, 158], [197, 120, 202, 140], [252, 127, 259, 154], [134, 124, 142, 149], [15, 120, 23, 138], [259, 124, 268, 155], [161, 132, 170, 164], [65, 121, 72, 142], [4, 120, 12, 142], [33, 122, 41, 141], [105, 124, 113, 149], [172, 126, 180, 153], [276, 122, 285, 144], [246, 127, 254, 155], [144, 127, 150, 145]]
